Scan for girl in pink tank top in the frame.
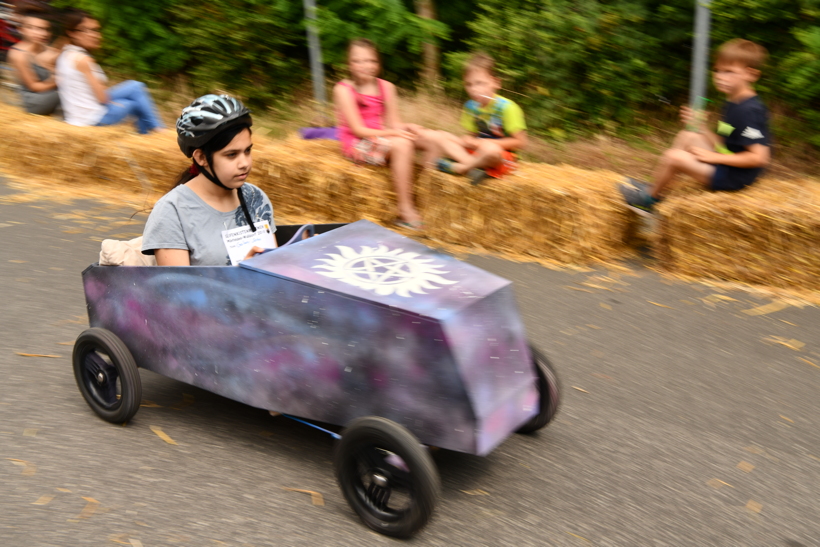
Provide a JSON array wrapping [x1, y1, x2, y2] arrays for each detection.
[[333, 38, 434, 229], [336, 78, 388, 162]]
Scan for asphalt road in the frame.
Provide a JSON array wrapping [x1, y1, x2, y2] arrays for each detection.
[[1, 180, 818, 547]]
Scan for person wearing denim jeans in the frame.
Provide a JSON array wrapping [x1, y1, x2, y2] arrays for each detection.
[[97, 80, 163, 134], [56, 10, 163, 134]]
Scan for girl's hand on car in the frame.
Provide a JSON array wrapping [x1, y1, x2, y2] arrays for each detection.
[[243, 246, 266, 261]]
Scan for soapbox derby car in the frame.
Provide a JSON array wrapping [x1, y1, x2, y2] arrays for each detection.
[[74, 220, 560, 538]]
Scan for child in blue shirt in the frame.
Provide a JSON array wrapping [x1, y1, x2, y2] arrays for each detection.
[[621, 39, 771, 212]]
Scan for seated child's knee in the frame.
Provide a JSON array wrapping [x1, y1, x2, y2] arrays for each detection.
[[125, 80, 146, 90], [479, 141, 503, 161], [390, 135, 414, 152], [663, 148, 690, 166], [415, 129, 439, 143]]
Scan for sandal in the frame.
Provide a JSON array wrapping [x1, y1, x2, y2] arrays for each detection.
[[394, 219, 425, 231]]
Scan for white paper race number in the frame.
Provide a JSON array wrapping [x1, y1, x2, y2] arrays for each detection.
[[221, 222, 276, 265]]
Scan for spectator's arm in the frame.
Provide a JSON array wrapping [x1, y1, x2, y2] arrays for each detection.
[[333, 83, 407, 139], [383, 81, 403, 130], [154, 249, 190, 266], [717, 144, 770, 168], [75, 55, 109, 104], [497, 101, 527, 151], [491, 130, 528, 152], [689, 144, 770, 168], [8, 49, 56, 92]]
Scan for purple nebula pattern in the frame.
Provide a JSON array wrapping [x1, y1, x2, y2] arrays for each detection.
[[83, 221, 537, 455]]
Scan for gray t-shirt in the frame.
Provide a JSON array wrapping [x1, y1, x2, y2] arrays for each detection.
[[142, 183, 275, 266]]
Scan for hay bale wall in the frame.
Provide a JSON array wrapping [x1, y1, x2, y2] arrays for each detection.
[[0, 104, 182, 193], [416, 164, 631, 263], [0, 103, 633, 264], [656, 179, 820, 291]]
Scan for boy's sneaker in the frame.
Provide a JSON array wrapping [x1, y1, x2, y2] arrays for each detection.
[[467, 168, 489, 186], [619, 178, 658, 213], [436, 158, 457, 175]]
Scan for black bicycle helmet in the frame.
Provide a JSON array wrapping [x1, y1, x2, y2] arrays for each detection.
[[176, 94, 257, 231], [176, 94, 252, 158]]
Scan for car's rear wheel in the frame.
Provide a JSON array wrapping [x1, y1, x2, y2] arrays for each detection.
[[73, 328, 141, 423], [516, 345, 561, 434], [335, 416, 439, 538]]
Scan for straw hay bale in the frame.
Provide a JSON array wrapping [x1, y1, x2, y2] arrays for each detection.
[[254, 139, 634, 263], [250, 138, 399, 223], [415, 163, 632, 263], [0, 104, 183, 192], [0, 103, 632, 264], [656, 178, 820, 291]]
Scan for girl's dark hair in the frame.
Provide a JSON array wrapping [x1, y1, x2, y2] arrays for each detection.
[[174, 123, 252, 188], [15, 0, 47, 16], [16, 1, 52, 25], [63, 9, 94, 43]]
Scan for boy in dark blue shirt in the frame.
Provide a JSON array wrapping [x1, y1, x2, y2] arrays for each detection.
[[621, 39, 771, 212]]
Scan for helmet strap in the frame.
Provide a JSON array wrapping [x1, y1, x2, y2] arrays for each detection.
[[194, 158, 257, 232]]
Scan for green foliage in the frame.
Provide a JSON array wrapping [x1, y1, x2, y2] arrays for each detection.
[[46, 0, 820, 146], [51, 0, 185, 76], [317, 0, 449, 86], [448, 0, 661, 133], [170, 0, 304, 107], [782, 26, 820, 146]]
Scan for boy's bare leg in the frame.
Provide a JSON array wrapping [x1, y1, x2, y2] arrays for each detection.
[[670, 130, 710, 151], [650, 130, 715, 198], [414, 130, 444, 168], [451, 140, 503, 175], [387, 136, 421, 224], [431, 131, 474, 165]]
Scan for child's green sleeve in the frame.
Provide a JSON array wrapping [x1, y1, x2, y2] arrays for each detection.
[[460, 108, 477, 133], [503, 101, 527, 135]]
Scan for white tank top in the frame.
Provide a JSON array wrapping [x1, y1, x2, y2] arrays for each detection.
[[55, 45, 108, 126]]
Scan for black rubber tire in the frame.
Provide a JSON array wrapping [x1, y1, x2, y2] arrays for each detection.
[[73, 328, 142, 424], [516, 345, 561, 434], [335, 416, 440, 538]]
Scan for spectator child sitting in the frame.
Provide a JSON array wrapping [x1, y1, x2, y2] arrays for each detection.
[[7, 6, 60, 115], [620, 39, 771, 212], [421, 53, 527, 185], [55, 10, 163, 133], [333, 38, 435, 229]]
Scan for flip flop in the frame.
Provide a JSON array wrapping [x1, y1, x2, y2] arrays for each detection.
[[394, 219, 425, 231]]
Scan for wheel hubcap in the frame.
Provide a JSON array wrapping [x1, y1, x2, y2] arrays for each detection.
[[367, 471, 392, 510], [82, 351, 121, 410], [371, 473, 389, 488], [350, 446, 414, 521]]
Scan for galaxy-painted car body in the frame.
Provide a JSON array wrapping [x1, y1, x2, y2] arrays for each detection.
[[82, 220, 538, 455]]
